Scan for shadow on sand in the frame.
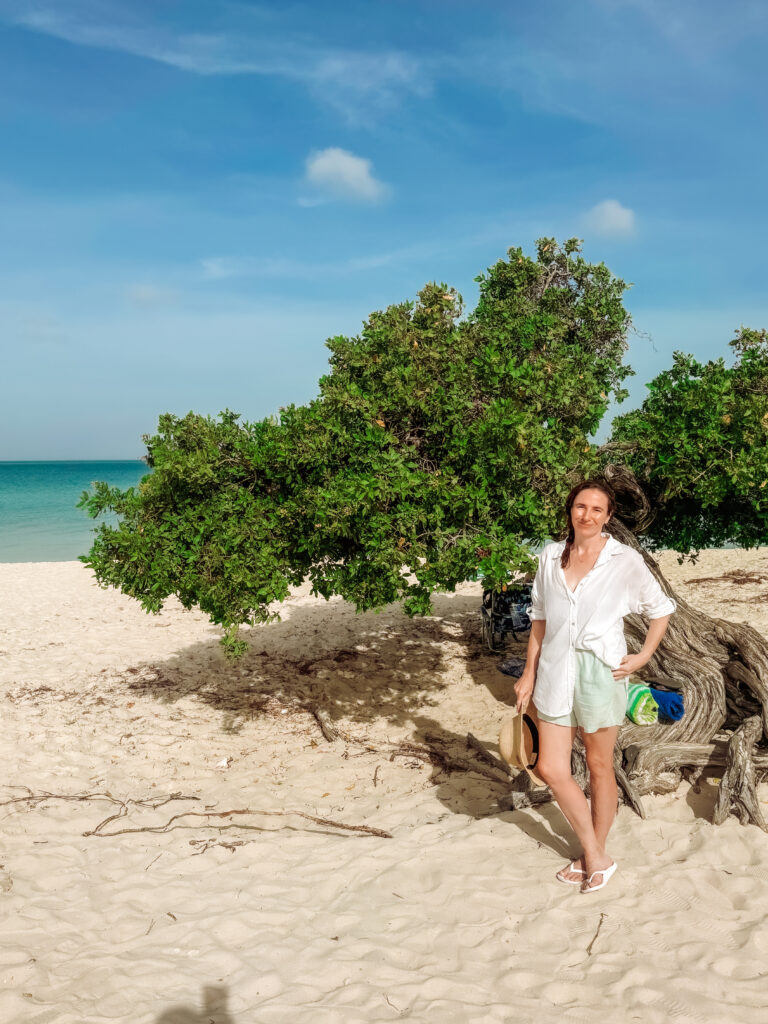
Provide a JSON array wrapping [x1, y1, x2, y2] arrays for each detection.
[[156, 984, 234, 1024], [112, 589, 583, 853], [117, 591, 493, 736], [111, 588, 715, 861]]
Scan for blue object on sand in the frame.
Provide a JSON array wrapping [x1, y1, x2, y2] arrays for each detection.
[[649, 687, 684, 722], [498, 656, 526, 678]]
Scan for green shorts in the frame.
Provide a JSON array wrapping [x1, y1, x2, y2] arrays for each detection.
[[535, 649, 627, 734]]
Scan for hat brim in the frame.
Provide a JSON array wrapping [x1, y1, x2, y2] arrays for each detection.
[[499, 706, 547, 789]]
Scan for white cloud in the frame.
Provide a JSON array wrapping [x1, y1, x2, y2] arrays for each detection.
[[6, 5, 426, 121], [582, 199, 636, 238], [304, 148, 389, 203]]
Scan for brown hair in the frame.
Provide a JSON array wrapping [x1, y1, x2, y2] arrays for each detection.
[[561, 478, 616, 569]]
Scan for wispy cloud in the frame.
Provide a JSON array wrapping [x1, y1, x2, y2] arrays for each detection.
[[198, 241, 441, 282], [593, 0, 768, 55], [126, 282, 179, 307], [582, 199, 636, 238], [196, 225, 524, 283], [303, 147, 389, 203], [6, 3, 428, 121], [445, 0, 768, 133]]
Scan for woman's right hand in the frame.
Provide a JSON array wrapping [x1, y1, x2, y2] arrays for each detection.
[[513, 674, 534, 713]]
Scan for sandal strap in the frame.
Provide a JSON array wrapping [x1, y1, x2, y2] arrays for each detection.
[[584, 862, 615, 885], [558, 861, 586, 878]]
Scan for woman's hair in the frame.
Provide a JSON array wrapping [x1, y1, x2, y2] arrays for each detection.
[[561, 478, 616, 569]]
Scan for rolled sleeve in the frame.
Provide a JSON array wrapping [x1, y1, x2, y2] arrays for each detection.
[[633, 560, 676, 619], [527, 559, 547, 621]]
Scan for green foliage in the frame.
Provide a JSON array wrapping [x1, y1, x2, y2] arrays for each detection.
[[80, 239, 633, 655], [609, 328, 768, 557]]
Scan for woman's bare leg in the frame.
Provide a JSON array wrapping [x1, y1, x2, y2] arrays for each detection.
[[537, 721, 608, 880], [537, 721, 618, 885], [579, 725, 620, 888]]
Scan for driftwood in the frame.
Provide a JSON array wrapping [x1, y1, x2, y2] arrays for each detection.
[[502, 464, 768, 828], [497, 770, 552, 811], [712, 717, 767, 830], [310, 704, 340, 742]]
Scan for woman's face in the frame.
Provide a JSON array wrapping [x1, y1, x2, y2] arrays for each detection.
[[570, 488, 612, 538]]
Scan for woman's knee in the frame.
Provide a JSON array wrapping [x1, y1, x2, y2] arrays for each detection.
[[536, 756, 572, 787], [585, 749, 616, 780]]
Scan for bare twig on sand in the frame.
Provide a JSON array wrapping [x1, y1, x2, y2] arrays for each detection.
[[0, 788, 199, 814], [86, 807, 392, 840], [2, 788, 391, 840], [586, 912, 608, 956]]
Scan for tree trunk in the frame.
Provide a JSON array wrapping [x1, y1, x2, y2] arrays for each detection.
[[602, 465, 768, 826], [500, 466, 768, 826]]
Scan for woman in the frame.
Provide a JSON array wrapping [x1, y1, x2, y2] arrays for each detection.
[[513, 478, 675, 893]]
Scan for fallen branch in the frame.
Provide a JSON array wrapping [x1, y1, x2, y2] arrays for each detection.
[[310, 704, 340, 742], [1, 788, 389, 841], [388, 742, 508, 784], [85, 807, 392, 839], [0, 788, 198, 813]]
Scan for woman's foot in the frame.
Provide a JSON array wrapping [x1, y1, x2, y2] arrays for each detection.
[[580, 855, 616, 893], [556, 856, 586, 884]]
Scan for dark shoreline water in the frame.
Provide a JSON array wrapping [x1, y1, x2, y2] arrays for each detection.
[[0, 461, 148, 563]]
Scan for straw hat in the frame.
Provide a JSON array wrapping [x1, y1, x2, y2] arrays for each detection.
[[499, 704, 547, 788]]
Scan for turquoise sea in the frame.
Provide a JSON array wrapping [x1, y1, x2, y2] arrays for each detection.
[[0, 461, 148, 563]]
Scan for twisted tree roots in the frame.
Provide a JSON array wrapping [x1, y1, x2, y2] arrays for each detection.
[[503, 465, 768, 830]]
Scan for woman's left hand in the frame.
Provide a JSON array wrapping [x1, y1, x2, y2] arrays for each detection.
[[612, 653, 648, 679]]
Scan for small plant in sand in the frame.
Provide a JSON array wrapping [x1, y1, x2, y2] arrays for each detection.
[[79, 242, 768, 828]]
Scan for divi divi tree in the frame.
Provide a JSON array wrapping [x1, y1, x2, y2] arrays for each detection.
[[80, 240, 768, 828]]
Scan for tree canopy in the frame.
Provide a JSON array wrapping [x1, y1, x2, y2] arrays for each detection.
[[610, 328, 768, 556], [79, 240, 767, 654]]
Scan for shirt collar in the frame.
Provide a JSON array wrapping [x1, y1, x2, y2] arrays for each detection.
[[552, 532, 622, 562], [596, 532, 623, 564]]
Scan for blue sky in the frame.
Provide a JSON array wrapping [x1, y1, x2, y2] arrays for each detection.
[[1, 0, 767, 459]]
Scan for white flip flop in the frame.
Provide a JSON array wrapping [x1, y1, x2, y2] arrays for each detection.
[[556, 861, 587, 886], [579, 861, 617, 894]]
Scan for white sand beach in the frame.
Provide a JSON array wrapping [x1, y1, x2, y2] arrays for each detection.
[[2, 550, 768, 1023]]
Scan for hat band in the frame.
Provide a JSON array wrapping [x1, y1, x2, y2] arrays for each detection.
[[523, 714, 539, 768]]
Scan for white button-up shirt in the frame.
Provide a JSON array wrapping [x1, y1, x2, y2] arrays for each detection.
[[528, 534, 676, 717]]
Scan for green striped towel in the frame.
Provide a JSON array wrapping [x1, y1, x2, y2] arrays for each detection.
[[626, 682, 659, 724]]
